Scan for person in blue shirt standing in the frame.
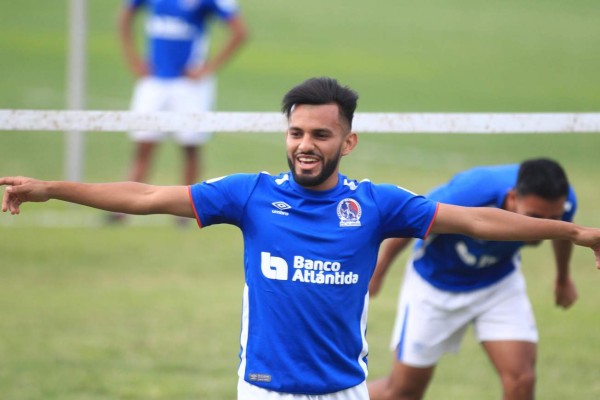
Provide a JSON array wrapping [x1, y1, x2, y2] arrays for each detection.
[[113, 0, 248, 223], [2, 78, 600, 400], [368, 159, 578, 400]]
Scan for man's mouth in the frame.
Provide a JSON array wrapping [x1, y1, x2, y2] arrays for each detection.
[[296, 154, 320, 168]]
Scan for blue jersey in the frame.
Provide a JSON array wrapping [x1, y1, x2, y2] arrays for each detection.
[[189, 172, 438, 394], [127, 0, 239, 78], [412, 164, 577, 292]]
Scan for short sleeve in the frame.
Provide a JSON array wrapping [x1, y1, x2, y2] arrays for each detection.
[[209, 0, 239, 19], [373, 184, 439, 239], [563, 186, 577, 222], [189, 173, 258, 227], [127, 0, 146, 10]]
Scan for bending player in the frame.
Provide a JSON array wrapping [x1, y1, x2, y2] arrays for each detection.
[[368, 159, 579, 400]]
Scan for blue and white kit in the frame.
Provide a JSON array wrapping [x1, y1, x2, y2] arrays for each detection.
[[189, 172, 438, 395], [127, 0, 239, 78], [412, 164, 577, 292]]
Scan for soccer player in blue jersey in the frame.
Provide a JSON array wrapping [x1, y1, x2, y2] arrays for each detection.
[[2, 78, 600, 400], [367, 159, 579, 400], [116, 0, 248, 214]]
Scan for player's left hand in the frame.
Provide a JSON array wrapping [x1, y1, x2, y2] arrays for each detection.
[[554, 277, 578, 309], [571, 227, 600, 269]]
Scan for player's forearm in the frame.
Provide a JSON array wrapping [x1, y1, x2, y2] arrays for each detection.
[[371, 244, 394, 283], [203, 17, 248, 74], [378, 238, 412, 267], [47, 181, 159, 215], [475, 208, 581, 242], [433, 203, 582, 243], [118, 8, 145, 74], [117, 9, 133, 54], [553, 239, 573, 283], [371, 238, 411, 282]]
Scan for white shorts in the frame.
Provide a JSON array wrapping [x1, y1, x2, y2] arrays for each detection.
[[129, 76, 216, 146], [237, 379, 369, 400], [390, 261, 538, 367]]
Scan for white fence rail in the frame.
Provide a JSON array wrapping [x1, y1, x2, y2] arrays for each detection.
[[1, 110, 600, 134]]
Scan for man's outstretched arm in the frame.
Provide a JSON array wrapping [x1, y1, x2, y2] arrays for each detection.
[[431, 203, 600, 268], [0, 177, 194, 218]]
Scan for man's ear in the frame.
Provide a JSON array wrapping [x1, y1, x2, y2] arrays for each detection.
[[341, 132, 358, 156], [504, 189, 518, 212]]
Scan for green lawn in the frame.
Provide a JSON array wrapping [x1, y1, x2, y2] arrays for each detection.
[[1, 0, 600, 398]]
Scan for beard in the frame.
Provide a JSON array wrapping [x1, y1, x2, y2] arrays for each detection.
[[287, 149, 340, 188]]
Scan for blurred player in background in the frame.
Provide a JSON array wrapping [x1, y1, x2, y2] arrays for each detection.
[[368, 159, 578, 400], [2, 79, 599, 400], [113, 0, 248, 223]]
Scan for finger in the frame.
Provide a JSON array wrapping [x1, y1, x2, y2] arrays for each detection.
[[0, 177, 20, 187], [1, 187, 9, 212], [8, 195, 21, 215], [561, 299, 574, 309], [559, 292, 577, 309], [4, 188, 20, 215], [5, 185, 35, 202], [556, 297, 569, 309]]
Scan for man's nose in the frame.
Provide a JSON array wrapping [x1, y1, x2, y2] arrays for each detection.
[[298, 134, 315, 152]]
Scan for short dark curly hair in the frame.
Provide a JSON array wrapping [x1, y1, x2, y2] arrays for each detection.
[[515, 158, 569, 200], [281, 77, 359, 129]]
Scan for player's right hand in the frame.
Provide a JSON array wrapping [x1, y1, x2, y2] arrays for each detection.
[[0, 176, 50, 214], [554, 277, 578, 309]]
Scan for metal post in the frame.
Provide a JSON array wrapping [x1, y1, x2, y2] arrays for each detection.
[[65, 0, 87, 182]]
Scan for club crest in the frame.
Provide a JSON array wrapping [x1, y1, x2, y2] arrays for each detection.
[[337, 198, 362, 227]]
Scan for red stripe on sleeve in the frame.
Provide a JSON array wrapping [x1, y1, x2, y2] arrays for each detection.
[[423, 202, 439, 239], [187, 186, 203, 229]]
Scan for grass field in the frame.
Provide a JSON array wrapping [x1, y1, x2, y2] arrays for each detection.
[[1, 0, 600, 399]]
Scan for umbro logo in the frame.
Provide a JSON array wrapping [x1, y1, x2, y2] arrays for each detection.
[[272, 201, 291, 210], [272, 201, 291, 216]]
